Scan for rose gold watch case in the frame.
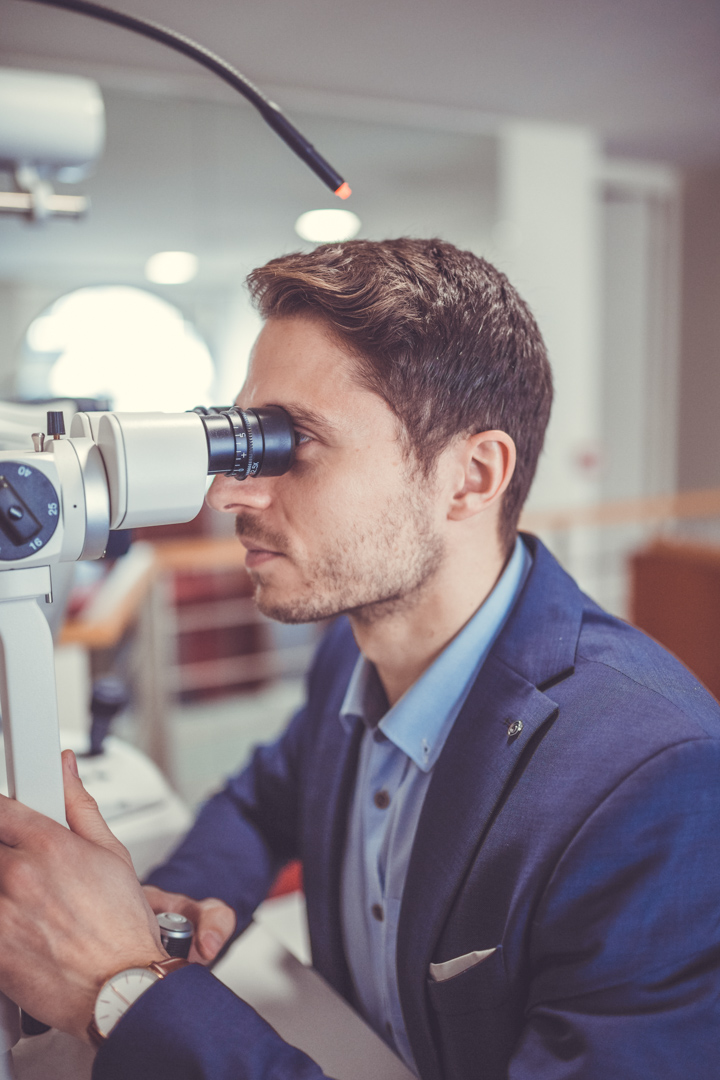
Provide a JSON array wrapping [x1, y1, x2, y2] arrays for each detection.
[[88, 957, 190, 1046]]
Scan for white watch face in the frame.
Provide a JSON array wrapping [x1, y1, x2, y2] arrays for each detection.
[[94, 967, 160, 1037]]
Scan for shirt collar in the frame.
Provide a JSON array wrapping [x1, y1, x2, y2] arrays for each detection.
[[339, 536, 532, 771]]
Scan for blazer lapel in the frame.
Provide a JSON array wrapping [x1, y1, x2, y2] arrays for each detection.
[[397, 536, 585, 1076], [303, 627, 364, 1001], [397, 661, 559, 1078]]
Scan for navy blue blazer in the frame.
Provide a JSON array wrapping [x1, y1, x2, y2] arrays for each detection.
[[95, 536, 720, 1079]]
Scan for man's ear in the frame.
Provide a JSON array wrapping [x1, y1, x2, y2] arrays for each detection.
[[447, 430, 516, 522]]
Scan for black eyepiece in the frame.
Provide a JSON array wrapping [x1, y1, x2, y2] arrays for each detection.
[[193, 405, 295, 480]]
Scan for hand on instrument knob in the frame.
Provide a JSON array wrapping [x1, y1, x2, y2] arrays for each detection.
[[143, 885, 236, 965]]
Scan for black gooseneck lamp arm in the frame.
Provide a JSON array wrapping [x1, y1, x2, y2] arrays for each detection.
[[14, 0, 352, 199]]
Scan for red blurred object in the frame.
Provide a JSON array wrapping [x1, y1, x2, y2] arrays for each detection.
[[267, 860, 303, 898]]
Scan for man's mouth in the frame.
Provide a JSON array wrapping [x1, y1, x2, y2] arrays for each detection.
[[239, 540, 284, 569], [235, 516, 288, 570]]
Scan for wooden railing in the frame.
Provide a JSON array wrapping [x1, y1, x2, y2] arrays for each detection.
[[60, 488, 720, 651], [59, 538, 246, 650], [521, 486, 720, 533]]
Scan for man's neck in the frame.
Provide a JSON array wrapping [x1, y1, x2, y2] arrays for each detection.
[[349, 534, 512, 706]]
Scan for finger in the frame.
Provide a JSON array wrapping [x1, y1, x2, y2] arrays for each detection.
[[62, 751, 133, 869], [193, 898, 237, 963], [142, 885, 207, 926], [0, 793, 25, 849], [142, 884, 178, 914]]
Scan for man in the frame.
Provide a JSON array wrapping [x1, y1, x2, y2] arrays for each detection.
[[0, 238, 719, 1079]]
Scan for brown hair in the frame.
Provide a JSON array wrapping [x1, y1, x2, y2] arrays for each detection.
[[247, 237, 552, 550]]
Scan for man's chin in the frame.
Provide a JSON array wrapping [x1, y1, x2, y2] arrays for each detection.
[[255, 597, 328, 625], [250, 571, 425, 626], [251, 581, 330, 625]]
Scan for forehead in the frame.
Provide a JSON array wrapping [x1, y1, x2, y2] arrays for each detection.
[[239, 315, 369, 412]]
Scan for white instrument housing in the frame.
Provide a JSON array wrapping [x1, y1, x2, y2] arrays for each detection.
[[0, 68, 104, 172]]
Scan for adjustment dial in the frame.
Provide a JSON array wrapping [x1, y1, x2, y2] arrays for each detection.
[[0, 462, 60, 561]]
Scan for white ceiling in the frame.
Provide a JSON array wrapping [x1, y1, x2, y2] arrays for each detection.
[[0, 88, 499, 288], [1, 0, 719, 165], [0, 0, 715, 324]]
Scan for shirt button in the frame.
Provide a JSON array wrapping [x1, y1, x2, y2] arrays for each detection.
[[371, 903, 384, 922], [373, 789, 390, 809]]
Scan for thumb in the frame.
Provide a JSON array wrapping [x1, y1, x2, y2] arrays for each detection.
[[192, 898, 237, 964], [62, 750, 133, 868]]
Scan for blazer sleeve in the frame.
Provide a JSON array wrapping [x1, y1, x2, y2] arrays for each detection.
[[144, 699, 310, 937], [508, 737, 720, 1079], [94, 621, 360, 1080], [144, 617, 355, 938], [92, 964, 336, 1080]]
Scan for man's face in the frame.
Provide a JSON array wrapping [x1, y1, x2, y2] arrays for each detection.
[[207, 315, 446, 624]]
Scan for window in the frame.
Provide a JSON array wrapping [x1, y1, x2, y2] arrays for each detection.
[[20, 286, 214, 412]]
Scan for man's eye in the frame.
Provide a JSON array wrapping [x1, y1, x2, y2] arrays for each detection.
[[294, 430, 312, 447]]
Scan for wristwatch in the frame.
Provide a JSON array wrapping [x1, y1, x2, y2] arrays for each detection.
[[88, 956, 189, 1046]]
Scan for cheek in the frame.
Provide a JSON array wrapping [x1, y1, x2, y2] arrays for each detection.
[[297, 480, 367, 531], [276, 446, 408, 533], [323, 474, 410, 539], [286, 454, 359, 503]]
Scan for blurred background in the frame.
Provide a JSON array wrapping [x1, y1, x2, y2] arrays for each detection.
[[1, 0, 719, 825]]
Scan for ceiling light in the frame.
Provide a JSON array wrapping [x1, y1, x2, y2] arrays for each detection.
[[294, 209, 361, 244], [145, 250, 198, 285]]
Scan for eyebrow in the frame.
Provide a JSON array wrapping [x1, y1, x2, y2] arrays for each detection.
[[280, 404, 339, 439]]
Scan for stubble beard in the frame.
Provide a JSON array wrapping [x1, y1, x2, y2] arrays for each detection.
[[235, 484, 445, 626]]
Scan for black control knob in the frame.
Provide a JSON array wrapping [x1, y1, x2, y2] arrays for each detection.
[[46, 410, 65, 437], [0, 463, 59, 561], [0, 476, 42, 545], [21, 1012, 51, 1037], [157, 912, 193, 958], [85, 677, 129, 757]]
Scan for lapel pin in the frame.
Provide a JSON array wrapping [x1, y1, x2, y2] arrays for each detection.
[[507, 719, 523, 738]]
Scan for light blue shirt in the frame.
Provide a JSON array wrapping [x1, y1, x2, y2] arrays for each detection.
[[339, 537, 531, 1073]]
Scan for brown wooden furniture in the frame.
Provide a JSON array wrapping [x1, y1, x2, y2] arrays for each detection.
[[630, 538, 720, 702]]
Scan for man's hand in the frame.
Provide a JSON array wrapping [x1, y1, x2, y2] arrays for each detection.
[[0, 750, 166, 1041], [143, 885, 236, 964]]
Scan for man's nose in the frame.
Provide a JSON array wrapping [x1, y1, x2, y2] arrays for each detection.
[[205, 473, 273, 513]]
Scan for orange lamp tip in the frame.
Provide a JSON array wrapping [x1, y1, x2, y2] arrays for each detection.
[[335, 182, 352, 200]]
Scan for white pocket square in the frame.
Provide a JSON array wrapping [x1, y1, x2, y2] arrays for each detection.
[[429, 947, 497, 982]]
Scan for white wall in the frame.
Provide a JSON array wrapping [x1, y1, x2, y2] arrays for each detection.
[[678, 167, 720, 493], [599, 160, 681, 501], [493, 121, 602, 512]]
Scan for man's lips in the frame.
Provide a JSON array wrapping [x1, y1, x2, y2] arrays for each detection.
[[239, 540, 285, 569]]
